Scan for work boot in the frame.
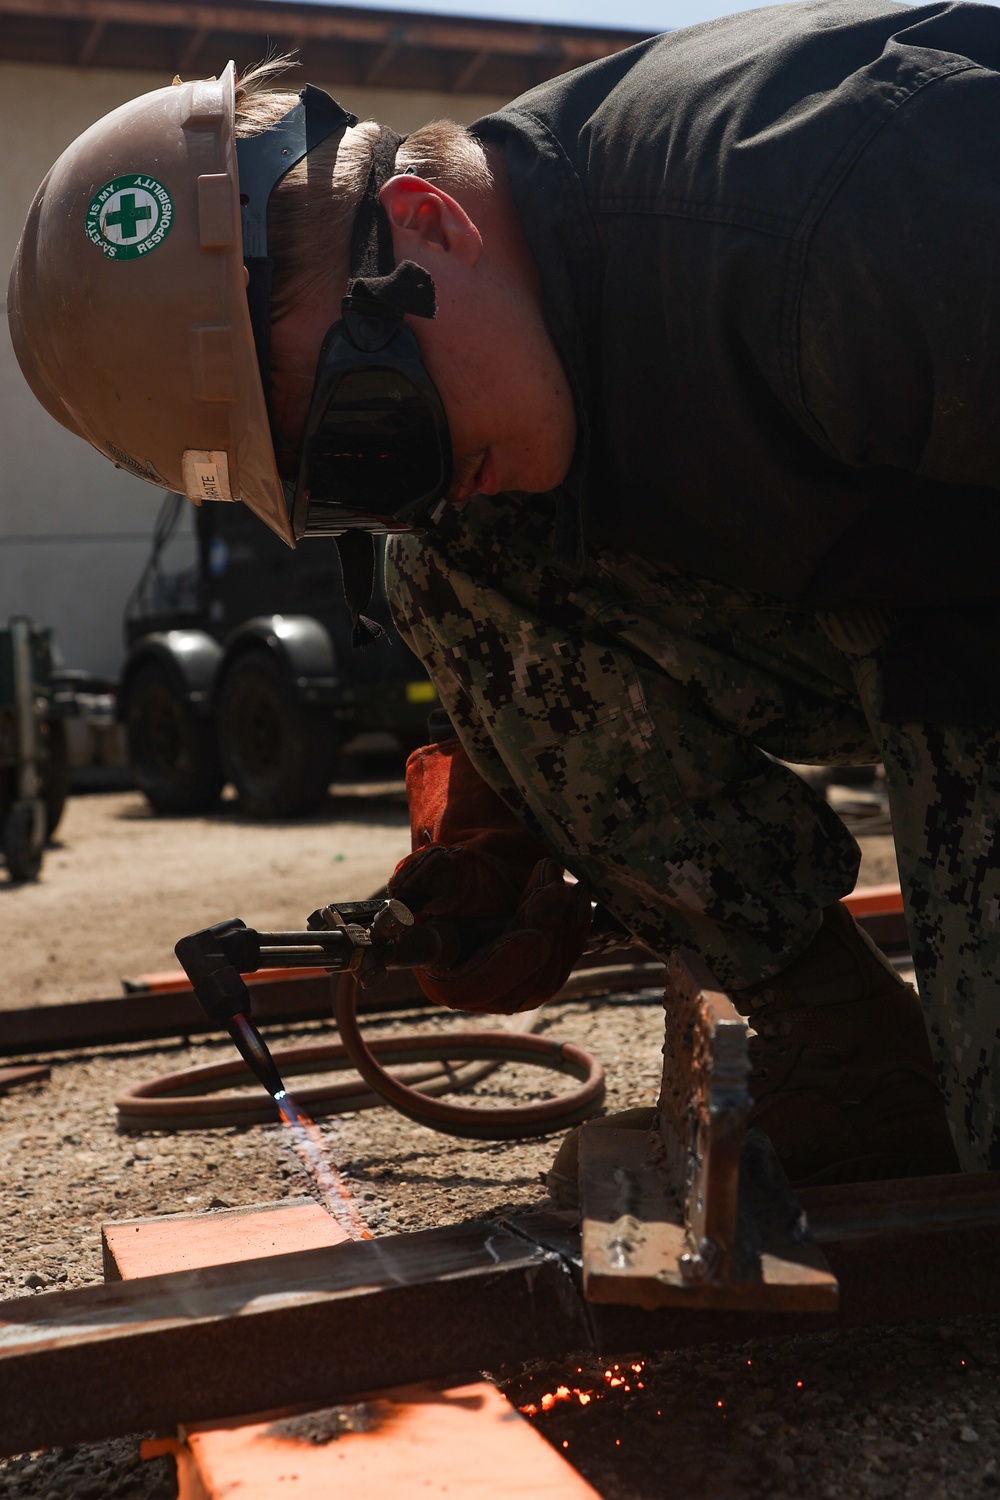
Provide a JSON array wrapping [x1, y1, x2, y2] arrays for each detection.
[[544, 901, 959, 1208], [734, 901, 959, 1186]]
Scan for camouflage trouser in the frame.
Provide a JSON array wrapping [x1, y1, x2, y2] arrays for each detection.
[[386, 492, 1000, 1169]]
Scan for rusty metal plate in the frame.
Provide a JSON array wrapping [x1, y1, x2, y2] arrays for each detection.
[[580, 1127, 837, 1312], [579, 948, 837, 1312]]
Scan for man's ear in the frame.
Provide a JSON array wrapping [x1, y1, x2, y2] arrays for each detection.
[[380, 176, 482, 266]]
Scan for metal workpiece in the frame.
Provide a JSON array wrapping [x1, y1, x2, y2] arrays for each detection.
[[660, 950, 752, 1286], [580, 950, 837, 1312], [0, 1217, 590, 1458], [0, 964, 447, 1057], [573, 1165, 1000, 1345], [5, 1178, 1000, 1458], [0, 956, 658, 1060]]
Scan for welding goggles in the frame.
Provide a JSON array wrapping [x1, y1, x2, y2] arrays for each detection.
[[288, 289, 452, 538], [237, 86, 453, 542]]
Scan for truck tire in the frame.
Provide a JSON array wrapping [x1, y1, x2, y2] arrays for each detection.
[[217, 651, 337, 817], [42, 717, 70, 841], [126, 660, 224, 814], [3, 800, 44, 882]]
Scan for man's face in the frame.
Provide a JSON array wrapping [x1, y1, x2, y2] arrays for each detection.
[[269, 166, 577, 510]]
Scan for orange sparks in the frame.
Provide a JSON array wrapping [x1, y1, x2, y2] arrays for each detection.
[[540, 1387, 571, 1411], [523, 1385, 596, 1416]]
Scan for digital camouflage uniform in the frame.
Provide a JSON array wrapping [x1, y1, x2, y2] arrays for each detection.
[[386, 492, 1000, 1172]]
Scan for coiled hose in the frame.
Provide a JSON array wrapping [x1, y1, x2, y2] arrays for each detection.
[[115, 960, 664, 1137]]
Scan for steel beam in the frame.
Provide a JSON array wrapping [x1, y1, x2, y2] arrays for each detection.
[[0, 952, 657, 1058], [0, 972, 420, 1056], [4, 1176, 1000, 1458], [0, 1218, 589, 1457]]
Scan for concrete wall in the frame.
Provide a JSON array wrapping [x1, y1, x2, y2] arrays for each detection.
[[0, 61, 508, 678]]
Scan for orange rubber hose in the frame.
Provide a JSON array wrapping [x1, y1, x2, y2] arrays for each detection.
[[116, 961, 662, 1137]]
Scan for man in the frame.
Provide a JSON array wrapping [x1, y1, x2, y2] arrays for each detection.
[[11, 0, 1000, 1182]]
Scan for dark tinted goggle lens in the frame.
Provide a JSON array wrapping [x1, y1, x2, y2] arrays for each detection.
[[303, 368, 446, 520]]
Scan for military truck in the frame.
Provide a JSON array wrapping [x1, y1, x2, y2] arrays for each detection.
[[119, 498, 435, 818]]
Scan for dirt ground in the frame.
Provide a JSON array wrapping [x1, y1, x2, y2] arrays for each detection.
[[3, 785, 998, 1500], [2, 776, 413, 1010]]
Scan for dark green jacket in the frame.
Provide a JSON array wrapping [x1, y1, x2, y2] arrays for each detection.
[[475, 0, 1000, 717]]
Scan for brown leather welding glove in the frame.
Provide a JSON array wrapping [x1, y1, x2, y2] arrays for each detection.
[[388, 738, 549, 921], [411, 857, 593, 1015], [387, 738, 591, 1012]]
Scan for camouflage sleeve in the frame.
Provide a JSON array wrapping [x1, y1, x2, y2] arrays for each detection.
[[385, 493, 869, 989]]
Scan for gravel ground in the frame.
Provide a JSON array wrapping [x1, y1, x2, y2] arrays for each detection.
[[4, 787, 995, 1500]]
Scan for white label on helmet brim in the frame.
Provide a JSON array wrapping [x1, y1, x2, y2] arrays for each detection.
[[183, 450, 233, 504]]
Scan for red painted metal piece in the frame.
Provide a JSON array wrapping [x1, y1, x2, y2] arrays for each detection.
[[109, 1201, 599, 1499], [180, 1381, 600, 1500], [102, 1198, 348, 1281], [843, 883, 903, 915], [123, 967, 331, 993], [843, 884, 908, 954]]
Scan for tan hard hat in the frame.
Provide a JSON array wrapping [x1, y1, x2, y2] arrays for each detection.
[[7, 63, 295, 545]]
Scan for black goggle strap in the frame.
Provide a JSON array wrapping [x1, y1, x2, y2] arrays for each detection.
[[344, 127, 438, 323], [337, 126, 437, 647], [236, 84, 356, 396], [336, 529, 385, 648], [349, 126, 404, 280]]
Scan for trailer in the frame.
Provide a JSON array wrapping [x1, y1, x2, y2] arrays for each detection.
[[118, 498, 435, 818]]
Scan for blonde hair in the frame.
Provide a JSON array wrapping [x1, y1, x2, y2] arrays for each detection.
[[234, 57, 493, 322]]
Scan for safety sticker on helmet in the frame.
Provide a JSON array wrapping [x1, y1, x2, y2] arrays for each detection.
[[85, 175, 174, 261]]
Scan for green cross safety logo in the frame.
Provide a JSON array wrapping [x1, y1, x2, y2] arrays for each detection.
[[85, 175, 174, 260]]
